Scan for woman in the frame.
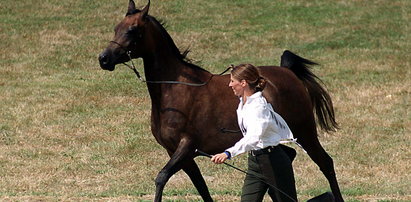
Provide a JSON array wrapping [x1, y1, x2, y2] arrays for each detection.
[[211, 64, 298, 202]]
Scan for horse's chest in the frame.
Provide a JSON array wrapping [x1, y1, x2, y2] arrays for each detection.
[[154, 109, 189, 138]]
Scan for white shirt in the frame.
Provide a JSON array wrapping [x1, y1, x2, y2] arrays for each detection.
[[226, 92, 296, 158]]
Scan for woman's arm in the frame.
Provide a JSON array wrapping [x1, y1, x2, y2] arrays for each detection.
[[226, 105, 271, 157]]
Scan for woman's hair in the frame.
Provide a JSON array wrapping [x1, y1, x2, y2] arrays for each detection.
[[231, 64, 266, 92]]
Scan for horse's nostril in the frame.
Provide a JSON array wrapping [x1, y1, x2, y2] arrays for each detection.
[[99, 53, 109, 64]]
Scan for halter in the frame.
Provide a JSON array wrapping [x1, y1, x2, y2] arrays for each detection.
[[109, 40, 231, 86]]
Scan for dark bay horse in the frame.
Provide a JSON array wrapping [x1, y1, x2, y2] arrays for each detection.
[[98, 0, 343, 201]]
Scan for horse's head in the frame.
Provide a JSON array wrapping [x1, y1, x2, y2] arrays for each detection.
[[99, 0, 150, 71]]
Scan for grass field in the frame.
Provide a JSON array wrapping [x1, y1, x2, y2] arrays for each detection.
[[1, 0, 410, 201]]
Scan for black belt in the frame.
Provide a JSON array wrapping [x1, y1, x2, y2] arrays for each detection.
[[250, 145, 277, 156]]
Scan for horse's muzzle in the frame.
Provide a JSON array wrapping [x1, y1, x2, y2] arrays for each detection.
[[98, 51, 115, 71]]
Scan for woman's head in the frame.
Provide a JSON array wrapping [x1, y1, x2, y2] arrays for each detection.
[[229, 64, 266, 96]]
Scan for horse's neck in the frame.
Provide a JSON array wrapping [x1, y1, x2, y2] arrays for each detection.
[[141, 21, 211, 113], [142, 53, 184, 81], [142, 53, 203, 101]]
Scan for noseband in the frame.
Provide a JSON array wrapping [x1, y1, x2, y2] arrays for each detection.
[[110, 40, 145, 82], [109, 41, 231, 86]]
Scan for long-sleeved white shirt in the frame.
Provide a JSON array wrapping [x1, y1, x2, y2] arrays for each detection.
[[226, 92, 296, 158]]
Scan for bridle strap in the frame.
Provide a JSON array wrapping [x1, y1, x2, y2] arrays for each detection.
[[109, 40, 231, 86]]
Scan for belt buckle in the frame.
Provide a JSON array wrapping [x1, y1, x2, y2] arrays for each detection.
[[250, 151, 256, 156]]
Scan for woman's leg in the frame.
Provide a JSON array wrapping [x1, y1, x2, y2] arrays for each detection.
[[241, 154, 269, 202], [259, 146, 297, 202]]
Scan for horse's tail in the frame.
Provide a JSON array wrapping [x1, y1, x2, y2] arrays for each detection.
[[280, 50, 338, 132]]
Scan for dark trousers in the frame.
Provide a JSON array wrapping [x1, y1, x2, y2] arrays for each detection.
[[241, 145, 297, 202]]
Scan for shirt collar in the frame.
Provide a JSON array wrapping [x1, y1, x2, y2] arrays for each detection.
[[240, 91, 262, 105]]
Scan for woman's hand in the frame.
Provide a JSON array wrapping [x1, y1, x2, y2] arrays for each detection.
[[211, 152, 228, 164]]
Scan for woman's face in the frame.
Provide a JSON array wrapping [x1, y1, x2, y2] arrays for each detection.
[[229, 75, 246, 97]]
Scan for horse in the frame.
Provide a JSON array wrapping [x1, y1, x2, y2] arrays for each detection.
[[98, 0, 344, 201]]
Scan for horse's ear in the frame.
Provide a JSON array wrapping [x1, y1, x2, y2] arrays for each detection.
[[127, 0, 136, 15], [141, 0, 150, 19]]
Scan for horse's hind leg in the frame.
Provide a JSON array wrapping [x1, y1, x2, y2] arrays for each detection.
[[182, 159, 213, 202], [300, 137, 344, 202]]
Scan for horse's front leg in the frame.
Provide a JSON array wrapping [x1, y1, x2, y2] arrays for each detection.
[[154, 137, 198, 202], [182, 159, 213, 202]]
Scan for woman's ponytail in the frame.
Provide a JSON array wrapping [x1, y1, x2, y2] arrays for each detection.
[[255, 77, 266, 92]]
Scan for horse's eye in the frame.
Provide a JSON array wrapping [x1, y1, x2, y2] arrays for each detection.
[[127, 26, 143, 38], [127, 26, 138, 34], [127, 26, 143, 39]]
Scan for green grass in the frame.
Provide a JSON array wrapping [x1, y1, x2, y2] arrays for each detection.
[[1, 0, 410, 201]]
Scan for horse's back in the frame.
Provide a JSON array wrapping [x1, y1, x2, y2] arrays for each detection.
[[258, 66, 317, 139]]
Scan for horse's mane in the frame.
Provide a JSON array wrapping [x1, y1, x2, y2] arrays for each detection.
[[148, 16, 210, 73]]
